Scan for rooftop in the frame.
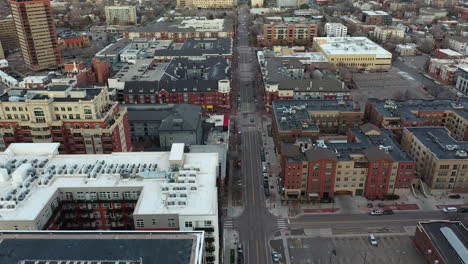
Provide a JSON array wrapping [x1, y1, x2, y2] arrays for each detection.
[[96, 38, 132, 57], [154, 37, 233, 58], [127, 18, 234, 33], [161, 57, 231, 82], [272, 100, 360, 132], [111, 59, 168, 83], [0, 231, 204, 264], [437, 49, 464, 57], [314, 37, 392, 57], [0, 86, 103, 103], [418, 221, 468, 264], [124, 79, 223, 94], [362, 10, 390, 16], [404, 127, 468, 160], [0, 143, 218, 222]]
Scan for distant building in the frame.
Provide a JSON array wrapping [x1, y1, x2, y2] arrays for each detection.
[[258, 22, 319, 46], [434, 49, 465, 59], [324, 23, 348, 37], [373, 26, 405, 42], [126, 104, 203, 148], [8, 0, 62, 70], [402, 127, 468, 193], [414, 221, 468, 264], [456, 66, 468, 95], [251, 0, 264, 7], [449, 36, 468, 55], [360, 11, 392, 26], [154, 37, 233, 62], [428, 58, 468, 85], [455, 2, 468, 19], [276, 0, 307, 8], [58, 32, 91, 49], [313, 37, 392, 70], [177, 0, 236, 8], [105, 6, 137, 25], [0, 17, 18, 54], [396, 44, 417, 56]]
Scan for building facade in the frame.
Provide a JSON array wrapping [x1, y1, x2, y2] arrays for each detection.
[[0, 17, 19, 54], [0, 143, 220, 263], [324, 23, 348, 37], [428, 58, 468, 85], [449, 36, 468, 55], [258, 23, 319, 46], [105, 6, 137, 25], [177, 0, 236, 8], [373, 26, 405, 42], [456, 66, 468, 95], [0, 85, 132, 154], [8, 0, 62, 70]]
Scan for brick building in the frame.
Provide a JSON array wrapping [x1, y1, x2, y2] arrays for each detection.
[[455, 3, 468, 19], [360, 11, 392, 26], [365, 98, 468, 141], [0, 85, 132, 154], [257, 23, 319, 46], [280, 124, 416, 201]]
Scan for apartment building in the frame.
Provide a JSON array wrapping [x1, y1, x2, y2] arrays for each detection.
[[396, 44, 417, 56], [373, 26, 405, 42], [428, 58, 468, 85], [272, 100, 362, 149], [456, 66, 468, 95], [313, 37, 392, 70], [124, 19, 235, 41], [280, 124, 415, 201], [449, 36, 468, 55], [8, 0, 62, 70], [153, 37, 233, 62], [251, 0, 264, 7], [0, 17, 19, 53], [258, 23, 319, 46], [0, 142, 219, 263], [324, 23, 348, 38], [177, 0, 236, 8], [0, 85, 132, 154], [401, 127, 468, 193], [276, 0, 307, 8], [0, 231, 206, 264], [360, 11, 392, 26], [105, 6, 137, 25], [365, 98, 468, 141]]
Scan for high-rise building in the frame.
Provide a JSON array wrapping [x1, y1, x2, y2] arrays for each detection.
[[0, 17, 19, 54], [324, 23, 348, 37], [8, 0, 62, 70]]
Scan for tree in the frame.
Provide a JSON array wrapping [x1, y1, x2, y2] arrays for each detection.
[[299, 4, 309, 9], [208, 14, 214, 20], [418, 39, 433, 54]]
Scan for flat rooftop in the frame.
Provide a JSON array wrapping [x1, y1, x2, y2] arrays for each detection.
[[126, 18, 234, 33], [154, 37, 233, 57], [111, 59, 168, 82], [314, 37, 392, 57], [96, 38, 132, 57], [362, 10, 389, 16], [0, 143, 218, 222], [405, 127, 468, 160], [0, 231, 203, 264], [272, 100, 360, 132], [0, 86, 102, 103], [419, 221, 468, 264]]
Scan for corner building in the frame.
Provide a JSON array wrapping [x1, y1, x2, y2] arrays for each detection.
[[0, 85, 131, 154]]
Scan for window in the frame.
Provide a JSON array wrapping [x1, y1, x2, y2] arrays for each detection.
[[168, 218, 176, 227], [136, 219, 144, 228], [204, 220, 212, 227], [185, 221, 193, 227]]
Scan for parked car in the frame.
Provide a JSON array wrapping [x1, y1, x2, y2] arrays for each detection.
[[369, 234, 378, 246], [383, 210, 394, 215], [369, 210, 384, 215], [272, 251, 280, 262], [442, 207, 458, 213]]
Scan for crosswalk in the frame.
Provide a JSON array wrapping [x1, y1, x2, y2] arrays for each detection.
[[224, 219, 233, 229], [277, 218, 287, 229]]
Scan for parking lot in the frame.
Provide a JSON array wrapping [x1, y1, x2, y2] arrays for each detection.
[[287, 235, 423, 264]]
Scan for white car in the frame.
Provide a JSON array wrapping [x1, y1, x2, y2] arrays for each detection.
[[369, 234, 378, 246], [272, 251, 280, 262], [442, 207, 458, 213], [369, 210, 384, 215]]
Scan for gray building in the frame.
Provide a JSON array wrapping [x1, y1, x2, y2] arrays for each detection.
[[126, 104, 203, 148]]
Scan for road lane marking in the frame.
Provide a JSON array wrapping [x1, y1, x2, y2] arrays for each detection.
[[277, 218, 287, 229], [291, 218, 431, 225], [256, 240, 260, 264]]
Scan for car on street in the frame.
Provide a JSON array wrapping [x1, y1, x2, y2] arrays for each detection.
[[383, 210, 394, 215], [369, 210, 384, 215], [272, 252, 280, 262], [459, 207, 468, 213], [441, 207, 458, 213], [237, 160, 241, 168], [250, 117, 254, 123], [369, 234, 378, 246]]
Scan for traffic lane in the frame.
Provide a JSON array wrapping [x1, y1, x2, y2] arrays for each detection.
[[290, 211, 449, 228]]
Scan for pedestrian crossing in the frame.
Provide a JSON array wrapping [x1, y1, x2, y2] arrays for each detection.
[[277, 218, 287, 229], [224, 219, 233, 229]]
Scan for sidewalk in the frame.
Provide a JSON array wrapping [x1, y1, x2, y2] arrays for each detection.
[[223, 228, 239, 264]]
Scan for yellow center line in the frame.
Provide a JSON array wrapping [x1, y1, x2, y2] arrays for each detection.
[[291, 219, 424, 225]]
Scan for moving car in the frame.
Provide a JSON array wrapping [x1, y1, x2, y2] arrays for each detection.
[[369, 210, 384, 215], [369, 234, 378, 246], [383, 210, 394, 215], [442, 207, 458, 213], [272, 251, 280, 262]]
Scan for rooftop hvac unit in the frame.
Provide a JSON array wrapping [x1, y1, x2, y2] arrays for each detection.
[[455, 150, 467, 158]]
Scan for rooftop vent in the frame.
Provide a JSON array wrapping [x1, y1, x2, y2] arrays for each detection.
[[455, 150, 467, 158]]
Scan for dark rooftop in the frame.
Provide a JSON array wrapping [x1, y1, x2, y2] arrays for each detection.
[[161, 57, 231, 82], [126, 19, 234, 33], [0, 87, 102, 103], [96, 38, 132, 57], [124, 79, 222, 94], [0, 231, 203, 264], [154, 37, 233, 57], [418, 221, 468, 264], [404, 127, 468, 160]]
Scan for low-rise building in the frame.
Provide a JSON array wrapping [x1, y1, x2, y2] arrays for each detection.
[[313, 37, 392, 70], [455, 2, 468, 19], [0, 231, 206, 264], [434, 49, 465, 59], [177, 0, 236, 8], [428, 58, 468, 85], [0, 142, 219, 263], [449, 36, 468, 55], [251, 0, 264, 7], [373, 26, 405, 42], [414, 221, 468, 264], [272, 100, 362, 149], [324, 23, 348, 37], [105, 6, 137, 25], [365, 98, 468, 141], [124, 19, 235, 41], [419, 8, 448, 23], [154, 37, 233, 62], [257, 22, 319, 46], [0, 85, 132, 154], [360, 11, 392, 26], [276, 0, 307, 7], [280, 123, 415, 201], [456, 66, 468, 95], [401, 127, 468, 193], [396, 43, 417, 56], [126, 104, 203, 148]]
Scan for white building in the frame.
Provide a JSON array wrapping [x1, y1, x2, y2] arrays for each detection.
[[449, 36, 468, 55], [373, 26, 405, 42], [105, 6, 137, 25], [324, 23, 348, 37], [0, 142, 220, 264], [251, 0, 264, 7]]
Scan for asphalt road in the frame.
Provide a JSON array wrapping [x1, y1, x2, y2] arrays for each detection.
[[231, 5, 278, 264]]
